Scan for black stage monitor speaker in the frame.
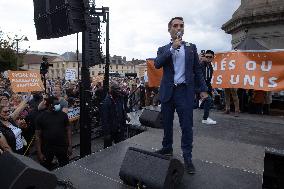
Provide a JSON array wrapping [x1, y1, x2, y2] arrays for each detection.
[[139, 109, 162, 128], [263, 148, 284, 189], [119, 147, 184, 189], [0, 151, 57, 189]]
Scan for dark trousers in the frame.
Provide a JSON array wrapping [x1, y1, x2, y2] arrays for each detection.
[[203, 95, 213, 120], [161, 85, 193, 163], [41, 145, 69, 170], [104, 130, 125, 149], [15, 148, 24, 155]]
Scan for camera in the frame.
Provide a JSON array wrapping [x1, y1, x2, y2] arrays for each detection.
[[40, 56, 53, 75]]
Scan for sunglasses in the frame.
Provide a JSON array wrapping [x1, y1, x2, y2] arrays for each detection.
[[205, 56, 213, 58], [172, 24, 184, 28]]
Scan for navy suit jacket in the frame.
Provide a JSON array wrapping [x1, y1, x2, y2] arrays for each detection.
[[154, 42, 207, 103]]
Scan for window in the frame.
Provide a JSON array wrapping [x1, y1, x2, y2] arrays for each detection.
[[110, 66, 112, 69], [99, 64, 101, 68], [116, 65, 118, 69], [122, 66, 124, 69], [92, 71, 95, 75], [112, 60, 116, 64], [73, 63, 76, 67]]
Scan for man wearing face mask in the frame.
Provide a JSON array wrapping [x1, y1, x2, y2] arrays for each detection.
[[35, 96, 72, 170], [101, 82, 128, 148], [38, 86, 68, 113]]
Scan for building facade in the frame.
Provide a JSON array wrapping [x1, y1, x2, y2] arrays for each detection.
[[22, 51, 146, 80]]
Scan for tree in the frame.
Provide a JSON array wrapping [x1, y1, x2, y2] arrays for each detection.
[[0, 30, 25, 72]]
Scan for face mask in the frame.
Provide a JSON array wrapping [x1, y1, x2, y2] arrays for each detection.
[[54, 104, 61, 111]]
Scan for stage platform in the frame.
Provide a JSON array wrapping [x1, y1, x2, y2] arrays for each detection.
[[55, 141, 261, 189], [54, 109, 284, 188]]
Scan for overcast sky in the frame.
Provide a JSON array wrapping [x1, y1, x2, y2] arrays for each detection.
[[0, 0, 240, 60]]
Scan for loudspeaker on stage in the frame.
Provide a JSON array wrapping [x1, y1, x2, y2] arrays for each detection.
[[119, 147, 184, 189], [0, 151, 57, 189]]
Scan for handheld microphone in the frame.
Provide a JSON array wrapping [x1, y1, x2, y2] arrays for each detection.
[[176, 31, 183, 39], [176, 32, 183, 51]]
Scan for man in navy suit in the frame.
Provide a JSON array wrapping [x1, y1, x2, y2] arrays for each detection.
[[154, 17, 208, 174]]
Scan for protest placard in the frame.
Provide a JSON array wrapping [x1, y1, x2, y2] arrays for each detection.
[[92, 75, 104, 84], [65, 69, 77, 81], [8, 71, 44, 92], [67, 107, 80, 122]]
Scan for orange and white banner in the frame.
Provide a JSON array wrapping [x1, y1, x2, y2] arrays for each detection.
[[8, 71, 44, 93], [147, 59, 163, 87], [212, 50, 284, 91]]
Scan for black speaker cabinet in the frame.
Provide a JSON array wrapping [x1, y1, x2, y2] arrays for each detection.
[[119, 147, 184, 189], [33, 0, 88, 40], [263, 148, 284, 189], [139, 109, 162, 128], [0, 151, 57, 189]]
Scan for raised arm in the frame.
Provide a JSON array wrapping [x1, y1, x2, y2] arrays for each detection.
[[0, 133, 12, 152], [10, 93, 31, 121], [154, 46, 172, 69]]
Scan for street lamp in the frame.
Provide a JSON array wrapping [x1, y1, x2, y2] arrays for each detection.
[[14, 36, 29, 70], [15, 36, 29, 55]]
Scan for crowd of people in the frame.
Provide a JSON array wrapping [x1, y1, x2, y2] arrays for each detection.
[[0, 72, 157, 170], [0, 17, 274, 175], [0, 52, 273, 167]]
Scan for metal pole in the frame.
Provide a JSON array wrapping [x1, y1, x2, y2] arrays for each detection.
[[16, 40, 19, 70], [16, 40, 19, 55], [76, 33, 80, 79], [103, 9, 110, 95], [80, 30, 92, 157]]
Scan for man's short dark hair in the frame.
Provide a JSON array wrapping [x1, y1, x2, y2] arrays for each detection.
[[206, 50, 214, 56], [45, 96, 59, 108], [168, 17, 183, 28], [110, 81, 120, 93]]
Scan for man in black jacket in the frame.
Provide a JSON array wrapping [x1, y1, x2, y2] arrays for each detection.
[[35, 96, 72, 170], [200, 50, 217, 125], [102, 82, 128, 148]]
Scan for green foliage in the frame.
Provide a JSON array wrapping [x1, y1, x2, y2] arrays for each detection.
[[0, 30, 24, 71]]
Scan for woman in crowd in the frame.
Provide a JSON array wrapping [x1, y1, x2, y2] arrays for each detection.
[[0, 132, 11, 154], [0, 94, 31, 154], [0, 95, 9, 106]]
